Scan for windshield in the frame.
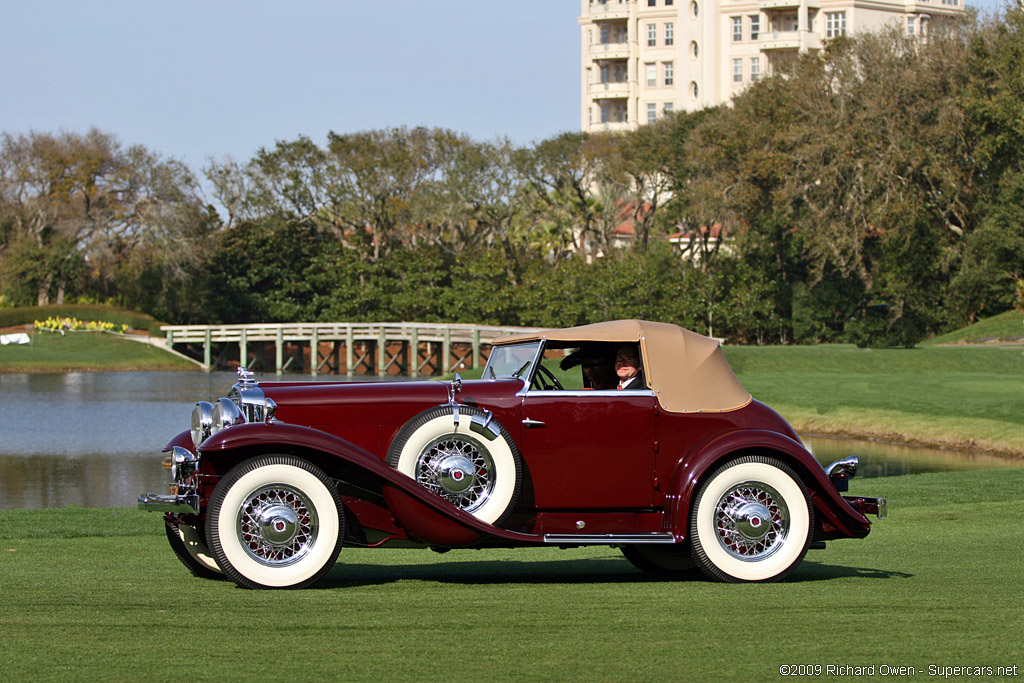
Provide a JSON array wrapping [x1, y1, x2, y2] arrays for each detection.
[[483, 341, 542, 380]]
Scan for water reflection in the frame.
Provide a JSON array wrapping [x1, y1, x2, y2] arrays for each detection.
[[802, 435, 1022, 478], [1, 371, 1021, 510]]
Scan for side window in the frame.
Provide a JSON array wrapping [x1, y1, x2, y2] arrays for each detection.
[[613, 343, 645, 390]]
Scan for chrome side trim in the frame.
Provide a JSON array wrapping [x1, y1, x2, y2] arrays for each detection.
[[138, 492, 199, 514], [543, 533, 676, 545]]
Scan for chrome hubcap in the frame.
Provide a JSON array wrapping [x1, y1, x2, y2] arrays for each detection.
[[416, 434, 493, 513], [237, 485, 318, 566], [714, 481, 789, 561]]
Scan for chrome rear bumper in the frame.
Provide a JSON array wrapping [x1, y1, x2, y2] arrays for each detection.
[[138, 492, 199, 514]]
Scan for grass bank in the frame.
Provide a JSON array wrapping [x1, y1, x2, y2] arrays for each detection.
[[0, 469, 1020, 680], [724, 344, 1024, 457], [0, 329, 196, 373]]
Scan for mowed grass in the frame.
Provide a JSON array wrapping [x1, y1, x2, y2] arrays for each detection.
[[0, 331, 195, 373], [724, 345, 1024, 456], [0, 469, 1021, 681]]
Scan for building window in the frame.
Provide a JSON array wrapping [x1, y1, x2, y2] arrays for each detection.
[[750, 15, 760, 40], [732, 17, 743, 42], [649, 0, 656, 5], [646, 63, 657, 86], [666, 0, 673, 5], [648, 103, 657, 124], [600, 25, 609, 44], [907, 17, 916, 35], [733, 58, 743, 83], [615, 25, 628, 43], [600, 65, 609, 83], [751, 57, 761, 81], [665, 23, 674, 46], [614, 62, 627, 82], [941, 0, 958, 5], [690, 81, 699, 99], [690, 41, 699, 59], [825, 12, 846, 38], [648, 23, 657, 46], [690, 1, 699, 19], [664, 102, 674, 114], [664, 61, 674, 85], [616, 102, 627, 122]]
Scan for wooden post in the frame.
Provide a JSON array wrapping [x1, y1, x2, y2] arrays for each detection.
[[240, 328, 248, 370], [310, 327, 319, 377], [409, 327, 419, 378], [275, 326, 284, 375], [203, 328, 212, 372], [377, 327, 386, 377], [346, 327, 354, 376], [443, 328, 451, 374], [472, 328, 481, 370]]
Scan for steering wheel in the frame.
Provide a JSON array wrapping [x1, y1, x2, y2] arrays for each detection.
[[531, 364, 564, 391]]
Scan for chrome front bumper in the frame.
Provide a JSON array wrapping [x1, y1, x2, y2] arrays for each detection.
[[138, 492, 199, 514]]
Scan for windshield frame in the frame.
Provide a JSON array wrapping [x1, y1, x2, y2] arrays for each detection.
[[482, 341, 543, 382]]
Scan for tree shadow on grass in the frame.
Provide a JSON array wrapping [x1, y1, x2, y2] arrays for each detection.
[[312, 556, 911, 589]]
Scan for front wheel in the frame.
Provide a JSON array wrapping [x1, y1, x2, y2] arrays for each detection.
[[689, 456, 813, 583], [164, 519, 223, 580], [206, 455, 345, 589]]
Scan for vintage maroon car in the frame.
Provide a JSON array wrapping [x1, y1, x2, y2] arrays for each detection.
[[140, 320, 885, 589]]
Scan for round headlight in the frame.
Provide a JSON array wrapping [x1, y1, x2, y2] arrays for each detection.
[[191, 401, 214, 449], [210, 397, 244, 436]]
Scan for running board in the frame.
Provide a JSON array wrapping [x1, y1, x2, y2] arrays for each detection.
[[543, 533, 676, 545]]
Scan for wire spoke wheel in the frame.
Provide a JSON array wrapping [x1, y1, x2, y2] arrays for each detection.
[[237, 484, 318, 566], [415, 434, 494, 514]]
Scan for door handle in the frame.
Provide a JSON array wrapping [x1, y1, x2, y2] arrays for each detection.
[[522, 418, 546, 428]]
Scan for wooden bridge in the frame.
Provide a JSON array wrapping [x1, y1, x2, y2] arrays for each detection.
[[160, 322, 541, 376]]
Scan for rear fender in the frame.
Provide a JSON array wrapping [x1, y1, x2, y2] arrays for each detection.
[[663, 429, 871, 540], [198, 422, 544, 548]]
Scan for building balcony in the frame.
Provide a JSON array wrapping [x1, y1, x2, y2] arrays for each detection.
[[589, 41, 631, 59], [758, 30, 822, 51], [588, 81, 632, 97], [759, 0, 820, 9], [586, 2, 632, 20], [590, 120, 634, 133]]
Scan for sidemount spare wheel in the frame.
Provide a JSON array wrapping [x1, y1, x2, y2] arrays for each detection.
[[206, 455, 346, 590], [689, 455, 813, 583], [386, 405, 522, 526], [164, 519, 223, 580]]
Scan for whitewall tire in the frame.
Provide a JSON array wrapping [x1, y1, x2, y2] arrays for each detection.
[[206, 455, 344, 589], [165, 519, 223, 579], [689, 456, 813, 583], [386, 406, 522, 526]]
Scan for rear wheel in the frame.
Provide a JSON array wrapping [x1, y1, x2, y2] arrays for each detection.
[[689, 456, 812, 583], [206, 455, 345, 589], [620, 543, 700, 577]]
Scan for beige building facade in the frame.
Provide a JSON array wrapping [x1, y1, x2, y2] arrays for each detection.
[[579, 0, 966, 132]]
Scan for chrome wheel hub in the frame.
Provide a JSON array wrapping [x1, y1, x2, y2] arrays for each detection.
[[714, 481, 789, 561], [237, 485, 318, 566], [416, 435, 493, 513]]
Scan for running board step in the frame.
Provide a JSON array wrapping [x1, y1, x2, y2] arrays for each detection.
[[543, 533, 676, 545]]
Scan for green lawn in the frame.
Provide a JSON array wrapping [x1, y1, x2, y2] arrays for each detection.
[[723, 345, 1024, 456], [0, 469, 1021, 681], [0, 330, 195, 373], [923, 309, 1024, 346]]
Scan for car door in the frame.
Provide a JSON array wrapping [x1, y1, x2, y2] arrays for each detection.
[[518, 389, 657, 510]]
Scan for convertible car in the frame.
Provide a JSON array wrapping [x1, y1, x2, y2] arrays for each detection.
[[139, 320, 885, 589]]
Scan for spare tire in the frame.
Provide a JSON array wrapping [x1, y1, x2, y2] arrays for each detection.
[[386, 405, 522, 526]]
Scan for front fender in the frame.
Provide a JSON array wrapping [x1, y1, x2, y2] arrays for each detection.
[[663, 429, 871, 539], [198, 422, 544, 548]]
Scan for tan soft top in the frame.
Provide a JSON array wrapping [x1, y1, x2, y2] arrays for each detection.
[[494, 319, 751, 413]]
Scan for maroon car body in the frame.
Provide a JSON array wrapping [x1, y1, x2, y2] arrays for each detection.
[[140, 320, 884, 588]]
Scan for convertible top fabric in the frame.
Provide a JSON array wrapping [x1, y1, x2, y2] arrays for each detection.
[[493, 319, 752, 413]]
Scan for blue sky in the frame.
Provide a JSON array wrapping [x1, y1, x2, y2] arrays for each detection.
[[0, 0, 1009, 173]]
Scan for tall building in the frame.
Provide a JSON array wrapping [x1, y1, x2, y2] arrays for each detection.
[[579, 0, 966, 132]]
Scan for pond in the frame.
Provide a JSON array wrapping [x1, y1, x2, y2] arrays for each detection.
[[0, 371, 1020, 510]]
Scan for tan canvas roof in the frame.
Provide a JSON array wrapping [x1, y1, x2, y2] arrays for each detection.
[[494, 319, 751, 413]]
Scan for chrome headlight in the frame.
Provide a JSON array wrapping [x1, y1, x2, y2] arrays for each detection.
[[210, 397, 244, 436], [191, 401, 214, 449], [170, 445, 199, 481]]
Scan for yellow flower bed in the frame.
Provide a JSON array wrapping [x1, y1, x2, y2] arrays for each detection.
[[33, 316, 130, 334]]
